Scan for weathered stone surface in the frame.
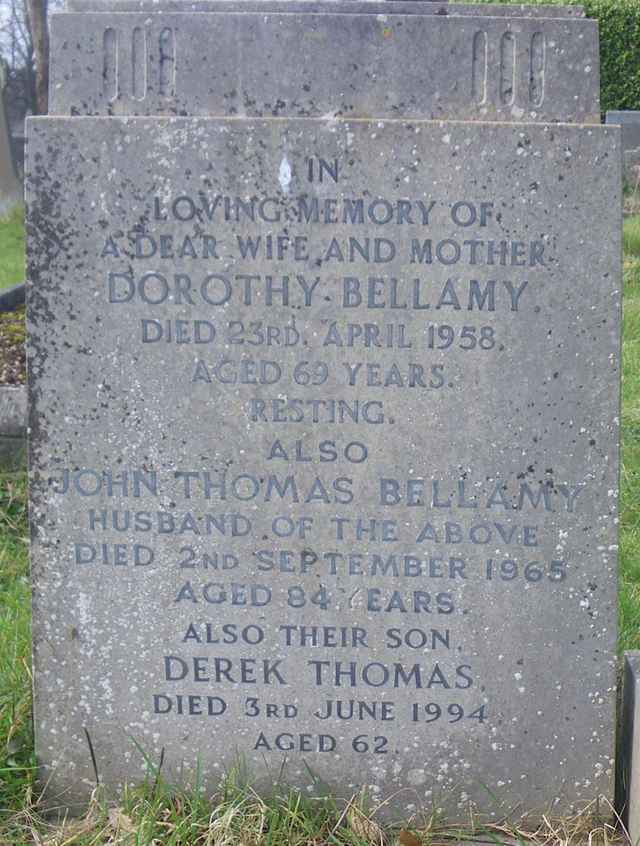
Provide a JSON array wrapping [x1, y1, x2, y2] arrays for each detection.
[[621, 653, 640, 844], [64, 1, 585, 17], [49, 10, 600, 121], [27, 115, 620, 819]]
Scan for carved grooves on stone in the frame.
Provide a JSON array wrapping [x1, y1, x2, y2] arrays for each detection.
[[471, 31, 487, 105], [102, 26, 175, 102], [103, 28, 118, 101], [529, 32, 545, 107], [159, 28, 176, 97], [132, 27, 147, 100], [499, 31, 515, 106]]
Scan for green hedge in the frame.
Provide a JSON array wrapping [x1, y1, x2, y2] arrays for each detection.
[[586, 0, 640, 113], [458, 0, 640, 113]]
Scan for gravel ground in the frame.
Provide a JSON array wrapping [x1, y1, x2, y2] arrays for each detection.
[[0, 306, 26, 385]]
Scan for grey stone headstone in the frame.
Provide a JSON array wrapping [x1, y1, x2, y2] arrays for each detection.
[[624, 150, 640, 187], [64, 0, 585, 16], [622, 652, 640, 844], [606, 110, 640, 153], [606, 111, 640, 183], [49, 9, 600, 122], [27, 114, 621, 819], [0, 64, 21, 213]]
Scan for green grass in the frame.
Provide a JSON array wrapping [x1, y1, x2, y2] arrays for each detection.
[[619, 222, 640, 653], [0, 215, 638, 843], [623, 216, 640, 260], [0, 205, 24, 292], [0, 472, 32, 839]]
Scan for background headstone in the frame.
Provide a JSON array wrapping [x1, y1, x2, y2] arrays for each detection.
[[606, 110, 640, 152], [606, 111, 640, 185], [0, 63, 22, 213], [621, 653, 640, 844]]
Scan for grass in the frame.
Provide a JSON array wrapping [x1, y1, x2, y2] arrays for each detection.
[[620, 215, 640, 654], [0, 205, 24, 292], [0, 211, 638, 843], [0, 472, 33, 840]]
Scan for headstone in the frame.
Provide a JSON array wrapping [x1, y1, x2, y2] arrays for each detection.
[[27, 0, 621, 824], [0, 63, 22, 213], [65, 0, 585, 15], [606, 111, 640, 184], [622, 652, 640, 844], [606, 110, 640, 153], [49, 6, 600, 122], [624, 150, 640, 188]]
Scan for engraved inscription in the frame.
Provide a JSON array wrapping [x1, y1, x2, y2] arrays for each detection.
[[102, 28, 118, 101], [529, 32, 545, 107], [132, 27, 147, 101], [471, 31, 488, 105], [159, 27, 176, 97], [499, 31, 516, 106]]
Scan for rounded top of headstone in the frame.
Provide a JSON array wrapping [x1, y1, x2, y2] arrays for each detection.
[[63, 0, 584, 14]]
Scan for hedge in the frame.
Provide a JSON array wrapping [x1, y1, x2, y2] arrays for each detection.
[[459, 0, 640, 114]]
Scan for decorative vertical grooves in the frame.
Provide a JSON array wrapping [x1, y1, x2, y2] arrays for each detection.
[[471, 31, 488, 104], [529, 32, 545, 107], [159, 28, 175, 97], [499, 31, 516, 106], [102, 28, 118, 100], [132, 27, 147, 100]]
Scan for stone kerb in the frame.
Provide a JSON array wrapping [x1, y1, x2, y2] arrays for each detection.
[[0, 385, 26, 471]]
